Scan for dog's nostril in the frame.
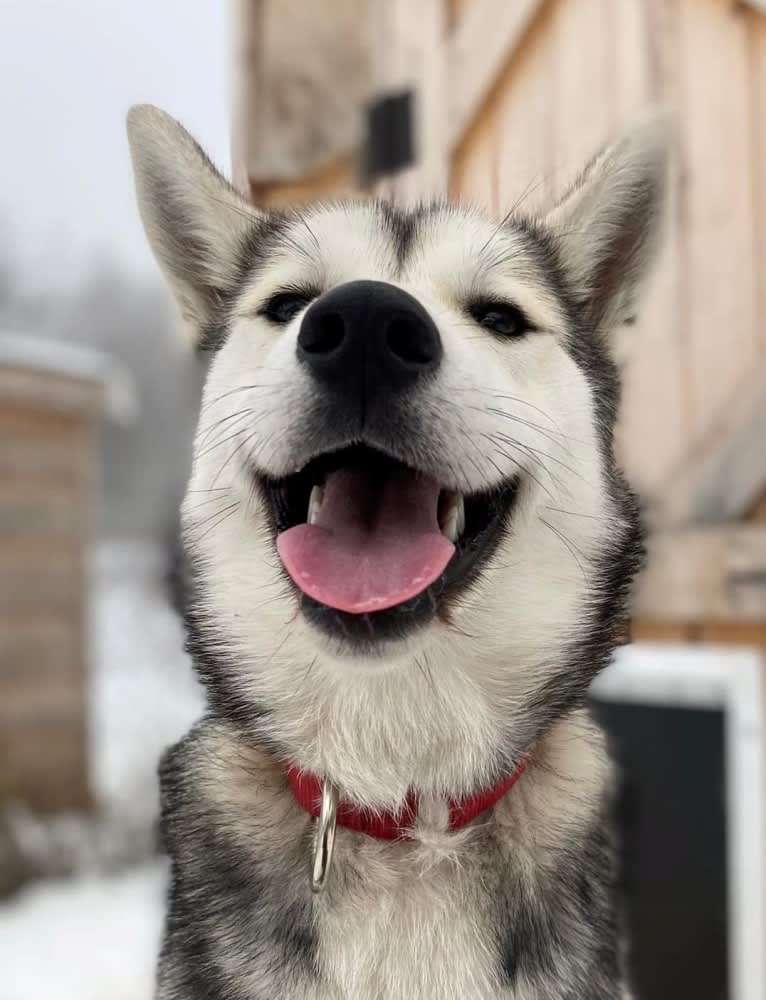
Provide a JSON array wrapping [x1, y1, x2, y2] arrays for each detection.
[[301, 313, 345, 355], [386, 318, 435, 366]]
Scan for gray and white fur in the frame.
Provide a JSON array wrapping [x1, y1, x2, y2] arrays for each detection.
[[127, 103, 670, 1000]]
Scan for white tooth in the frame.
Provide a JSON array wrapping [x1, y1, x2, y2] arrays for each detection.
[[307, 485, 324, 524], [440, 494, 465, 543], [442, 507, 458, 543], [455, 496, 465, 538]]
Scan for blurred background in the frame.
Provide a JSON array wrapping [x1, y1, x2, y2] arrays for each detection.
[[0, 1, 764, 998]]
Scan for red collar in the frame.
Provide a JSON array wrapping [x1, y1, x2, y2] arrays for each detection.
[[286, 755, 531, 840]]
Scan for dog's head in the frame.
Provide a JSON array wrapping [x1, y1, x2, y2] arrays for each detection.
[[128, 106, 669, 804]]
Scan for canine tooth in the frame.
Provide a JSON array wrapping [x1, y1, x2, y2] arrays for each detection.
[[307, 485, 324, 524], [455, 496, 465, 538], [441, 494, 465, 543], [442, 507, 459, 542]]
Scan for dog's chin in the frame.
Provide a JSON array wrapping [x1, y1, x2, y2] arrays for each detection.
[[253, 443, 519, 655]]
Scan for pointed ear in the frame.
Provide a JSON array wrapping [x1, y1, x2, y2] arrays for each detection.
[[126, 104, 263, 345], [546, 112, 672, 333]]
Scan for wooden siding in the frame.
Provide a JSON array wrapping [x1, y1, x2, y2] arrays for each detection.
[[635, 525, 766, 624], [634, 621, 766, 664], [248, 153, 358, 207], [0, 389, 92, 813]]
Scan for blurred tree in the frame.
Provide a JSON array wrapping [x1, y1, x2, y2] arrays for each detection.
[[0, 231, 203, 548], [54, 259, 203, 544], [0, 234, 12, 306]]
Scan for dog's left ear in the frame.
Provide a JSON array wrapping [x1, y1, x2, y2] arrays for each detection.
[[546, 112, 672, 333]]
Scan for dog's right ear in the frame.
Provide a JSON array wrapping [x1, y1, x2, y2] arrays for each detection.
[[127, 104, 262, 346], [545, 111, 672, 336]]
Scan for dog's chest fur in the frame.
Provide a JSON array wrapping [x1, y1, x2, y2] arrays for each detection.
[[158, 713, 624, 1000]]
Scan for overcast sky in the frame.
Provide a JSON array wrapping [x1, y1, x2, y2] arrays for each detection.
[[0, 0, 230, 285]]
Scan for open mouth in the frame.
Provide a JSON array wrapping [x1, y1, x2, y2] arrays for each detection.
[[259, 445, 518, 642]]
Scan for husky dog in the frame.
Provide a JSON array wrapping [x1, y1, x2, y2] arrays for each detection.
[[127, 104, 669, 999]]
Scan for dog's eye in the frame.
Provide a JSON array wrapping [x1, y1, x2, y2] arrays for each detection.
[[261, 291, 314, 325], [469, 301, 531, 338]]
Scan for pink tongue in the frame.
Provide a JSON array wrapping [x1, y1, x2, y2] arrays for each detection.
[[276, 466, 455, 614]]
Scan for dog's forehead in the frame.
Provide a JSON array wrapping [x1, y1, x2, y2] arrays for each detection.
[[238, 202, 563, 317]]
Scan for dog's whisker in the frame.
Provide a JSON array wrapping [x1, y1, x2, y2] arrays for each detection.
[[191, 501, 240, 543], [488, 431, 591, 488], [539, 517, 589, 580], [196, 408, 256, 450], [480, 434, 555, 501], [207, 380, 292, 406], [543, 505, 601, 520], [209, 428, 262, 488], [195, 424, 250, 462]]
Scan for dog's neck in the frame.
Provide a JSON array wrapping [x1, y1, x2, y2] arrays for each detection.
[[186, 596, 604, 813]]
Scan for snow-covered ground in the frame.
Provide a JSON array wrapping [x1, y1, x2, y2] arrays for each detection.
[[87, 542, 204, 842], [1, 540, 203, 1000], [0, 862, 167, 1000]]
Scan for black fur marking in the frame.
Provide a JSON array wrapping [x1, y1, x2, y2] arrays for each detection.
[[377, 200, 426, 270], [181, 562, 284, 749], [527, 487, 643, 728], [505, 212, 645, 735], [198, 212, 292, 353], [495, 805, 627, 996], [512, 214, 628, 452], [157, 727, 318, 998]]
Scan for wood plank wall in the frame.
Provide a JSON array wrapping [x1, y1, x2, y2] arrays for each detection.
[[449, 0, 766, 510], [0, 392, 92, 812]]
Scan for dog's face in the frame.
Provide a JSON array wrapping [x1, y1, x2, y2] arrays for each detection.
[[128, 107, 669, 804]]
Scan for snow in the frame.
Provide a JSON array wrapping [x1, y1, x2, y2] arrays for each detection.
[[0, 862, 167, 1000], [4, 541, 204, 875], [0, 333, 138, 424], [87, 541, 204, 840], [0, 539, 203, 999]]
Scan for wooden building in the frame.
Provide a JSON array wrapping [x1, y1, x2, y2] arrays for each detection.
[[0, 335, 134, 813], [233, 0, 766, 656]]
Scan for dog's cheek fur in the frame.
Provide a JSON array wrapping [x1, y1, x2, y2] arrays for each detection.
[[195, 315, 317, 481], [417, 330, 631, 732]]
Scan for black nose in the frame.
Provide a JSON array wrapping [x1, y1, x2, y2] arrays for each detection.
[[297, 280, 442, 393]]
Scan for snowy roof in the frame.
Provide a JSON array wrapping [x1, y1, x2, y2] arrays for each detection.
[[0, 332, 138, 423]]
